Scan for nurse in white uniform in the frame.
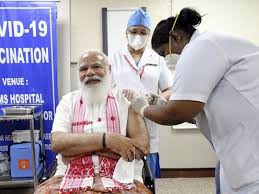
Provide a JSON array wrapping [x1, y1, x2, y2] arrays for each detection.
[[130, 7, 259, 194], [109, 8, 173, 178]]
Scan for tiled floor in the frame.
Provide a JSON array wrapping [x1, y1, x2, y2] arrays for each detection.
[[156, 177, 215, 194], [0, 178, 215, 194]]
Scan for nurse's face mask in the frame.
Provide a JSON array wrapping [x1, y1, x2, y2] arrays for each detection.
[[165, 54, 180, 71], [165, 14, 179, 70], [127, 26, 149, 51]]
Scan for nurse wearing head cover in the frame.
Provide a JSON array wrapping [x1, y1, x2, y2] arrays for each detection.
[[130, 7, 259, 194], [109, 8, 173, 178]]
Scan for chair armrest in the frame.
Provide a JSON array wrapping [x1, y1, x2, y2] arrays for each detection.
[[40, 160, 57, 183], [143, 156, 155, 194]]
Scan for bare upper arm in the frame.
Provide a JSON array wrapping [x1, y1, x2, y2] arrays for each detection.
[[50, 131, 65, 153], [126, 106, 150, 155], [126, 106, 149, 139]]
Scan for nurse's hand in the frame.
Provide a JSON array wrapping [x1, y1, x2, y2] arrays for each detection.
[[130, 94, 149, 116], [145, 93, 154, 104], [149, 93, 167, 105], [123, 89, 137, 100]]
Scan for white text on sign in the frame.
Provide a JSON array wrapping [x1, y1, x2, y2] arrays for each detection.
[[0, 20, 48, 37]]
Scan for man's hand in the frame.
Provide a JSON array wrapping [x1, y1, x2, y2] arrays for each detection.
[[131, 138, 149, 156], [95, 149, 120, 160], [145, 93, 154, 104], [106, 133, 136, 161], [134, 149, 143, 160], [131, 142, 149, 160]]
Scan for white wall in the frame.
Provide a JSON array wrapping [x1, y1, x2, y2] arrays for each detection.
[[159, 125, 217, 168], [57, 0, 71, 98]]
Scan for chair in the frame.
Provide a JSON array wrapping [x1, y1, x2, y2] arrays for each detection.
[[143, 156, 155, 194], [40, 160, 57, 183]]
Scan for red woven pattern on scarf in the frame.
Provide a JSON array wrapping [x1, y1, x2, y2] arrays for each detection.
[[99, 156, 117, 178], [68, 156, 94, 177]]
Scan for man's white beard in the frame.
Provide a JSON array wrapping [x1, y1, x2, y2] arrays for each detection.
[[80, 73, 111, 104]]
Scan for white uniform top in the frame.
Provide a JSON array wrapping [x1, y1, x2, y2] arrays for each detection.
[[109, 46, 173, 153], [51, 88, 130, 176], [170, 30, 259, 192]]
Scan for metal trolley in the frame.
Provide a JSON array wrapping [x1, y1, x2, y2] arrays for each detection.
[[0, 105, 46, 189]]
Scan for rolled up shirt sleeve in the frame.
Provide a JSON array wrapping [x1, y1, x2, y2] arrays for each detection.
[[51, 94, 73, 134], [170, 38, 228, 103]]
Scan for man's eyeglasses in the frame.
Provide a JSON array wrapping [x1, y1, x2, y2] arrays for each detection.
[[79, 63, 106, 74]]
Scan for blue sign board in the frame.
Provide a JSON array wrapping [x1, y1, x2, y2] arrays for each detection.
[[0, 1, 58, 168]]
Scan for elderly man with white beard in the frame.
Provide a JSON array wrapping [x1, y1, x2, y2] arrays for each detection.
[[35, 50, 151, 194]]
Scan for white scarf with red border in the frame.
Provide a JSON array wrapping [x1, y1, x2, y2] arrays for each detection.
[[59, 92, 135, 193]]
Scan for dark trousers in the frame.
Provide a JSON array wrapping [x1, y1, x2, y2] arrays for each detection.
[[215, 161, 221, 194]]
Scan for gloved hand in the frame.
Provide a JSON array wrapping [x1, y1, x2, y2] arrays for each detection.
[[145, 93, 153, 104], [123, 89, 137, 101], [149, 93, 167, 105], [130, 94, 149, 116]]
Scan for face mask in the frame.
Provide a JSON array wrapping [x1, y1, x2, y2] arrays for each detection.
[[112, 157, 144, 184], [112, 157, 135, 183], [165, 54, 180, 71], [127, 34, 148, 51]]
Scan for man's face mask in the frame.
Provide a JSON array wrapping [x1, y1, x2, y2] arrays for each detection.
[[165, 54, 180, 71], [127, 34, 148, 51]]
